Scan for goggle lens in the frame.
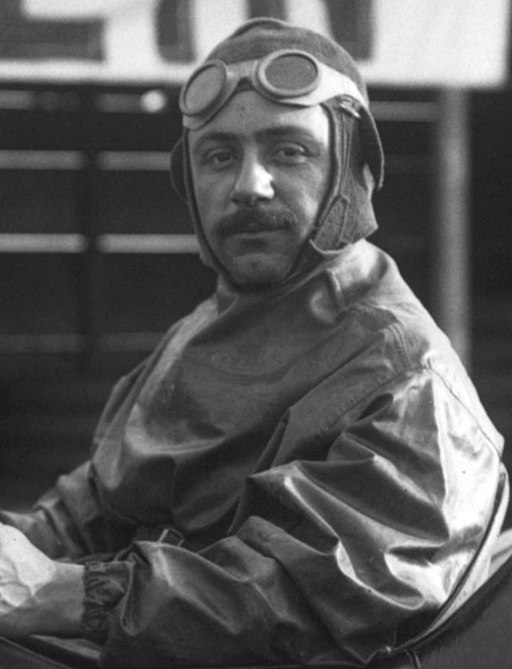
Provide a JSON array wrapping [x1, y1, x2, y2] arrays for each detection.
[[263, 53, 318, 96], [181, 63, 226, 115]]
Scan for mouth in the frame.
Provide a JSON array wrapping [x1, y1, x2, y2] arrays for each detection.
[[224, 228, 285, 254]]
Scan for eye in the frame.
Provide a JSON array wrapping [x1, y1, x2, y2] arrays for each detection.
[[274, 143, 307, 164], [204, 148, 235, 169]]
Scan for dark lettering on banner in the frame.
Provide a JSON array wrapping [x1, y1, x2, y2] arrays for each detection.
[[249, 0, 286, 21], [324, 0, 374, 60], [157, 0, 194, 62], [0, 0, 103, 61]]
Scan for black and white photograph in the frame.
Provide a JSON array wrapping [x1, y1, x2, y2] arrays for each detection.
[[0, 1, 511, 667]]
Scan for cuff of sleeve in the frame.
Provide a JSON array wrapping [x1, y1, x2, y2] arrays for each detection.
[[82, 561, 129, 643]]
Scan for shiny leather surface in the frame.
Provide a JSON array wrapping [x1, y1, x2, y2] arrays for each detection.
[[1, 241, 506, 668]]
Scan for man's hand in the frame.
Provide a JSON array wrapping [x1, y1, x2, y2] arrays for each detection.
[[0, 524, 84, 637]]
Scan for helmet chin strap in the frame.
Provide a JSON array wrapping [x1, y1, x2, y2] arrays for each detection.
[[180, 130, 225, 276], [308, 98, 353, 252], [309, 97, 380, 253]]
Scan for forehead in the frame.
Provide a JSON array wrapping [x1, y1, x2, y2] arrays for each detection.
[[188, 90, 330, 149]]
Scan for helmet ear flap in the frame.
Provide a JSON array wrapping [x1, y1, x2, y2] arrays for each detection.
[[170, 137, 188, 201], [359, 107, 384, 190]]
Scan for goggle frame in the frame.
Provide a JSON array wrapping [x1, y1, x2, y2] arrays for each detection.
[[180, 49, 367, 130]]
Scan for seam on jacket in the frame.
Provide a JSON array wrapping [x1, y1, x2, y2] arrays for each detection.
[[424, 366, 503, 457], [336, 303, 501, 455], [349, 301, 418, 370]]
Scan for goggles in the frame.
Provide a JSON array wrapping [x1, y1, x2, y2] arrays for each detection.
[[180, 49, 367, 130]]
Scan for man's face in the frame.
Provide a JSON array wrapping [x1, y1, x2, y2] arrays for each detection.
[[188, 90, 332, 289]]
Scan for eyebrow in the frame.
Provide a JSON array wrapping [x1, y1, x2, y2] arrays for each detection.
[[191, 124, 322, 153]]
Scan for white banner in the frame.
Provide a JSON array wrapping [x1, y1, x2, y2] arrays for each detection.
[[0, 0, 509, 87], [359, 0, 511, 87]]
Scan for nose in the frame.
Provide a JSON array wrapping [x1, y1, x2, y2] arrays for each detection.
[[231, 152, 274, 206]]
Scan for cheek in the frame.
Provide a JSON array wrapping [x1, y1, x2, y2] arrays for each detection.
[[285, 168, 329, 221], [193, 173, 230, 221], [310, 167, 331, 216], [193, 184, 210, 216], [192, 180, 217, 232]]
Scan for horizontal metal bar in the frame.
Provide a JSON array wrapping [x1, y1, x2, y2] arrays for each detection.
[[371, 101, 439, 122], [0, 90, 81, 111], [95, 90, 169, 114], [0, 234, 88, 253], [0, 151, 84, 170], [0, 234, 201, 254], [97, 151, 170, 171], [0, 90, 37, 109], [0, 90, 170, 113], [96, 234, 199, 254], [0, 150, 169, 172]]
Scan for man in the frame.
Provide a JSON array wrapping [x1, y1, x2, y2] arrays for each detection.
[[0, 18, 507, 669]]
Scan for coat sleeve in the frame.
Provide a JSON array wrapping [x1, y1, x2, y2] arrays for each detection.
[[94, 367, 508, 668], [0, 461, 136, 560]]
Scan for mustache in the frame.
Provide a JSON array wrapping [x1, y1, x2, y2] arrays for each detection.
[[217, 209, 297, 237]]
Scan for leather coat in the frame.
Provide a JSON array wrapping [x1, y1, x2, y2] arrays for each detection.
[[3, 240, 507, 668]]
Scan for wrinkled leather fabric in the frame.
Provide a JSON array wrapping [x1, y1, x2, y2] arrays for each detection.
[[2, 241, 506, 668]]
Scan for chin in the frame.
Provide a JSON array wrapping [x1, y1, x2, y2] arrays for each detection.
[[229, 260, 291, 291]]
